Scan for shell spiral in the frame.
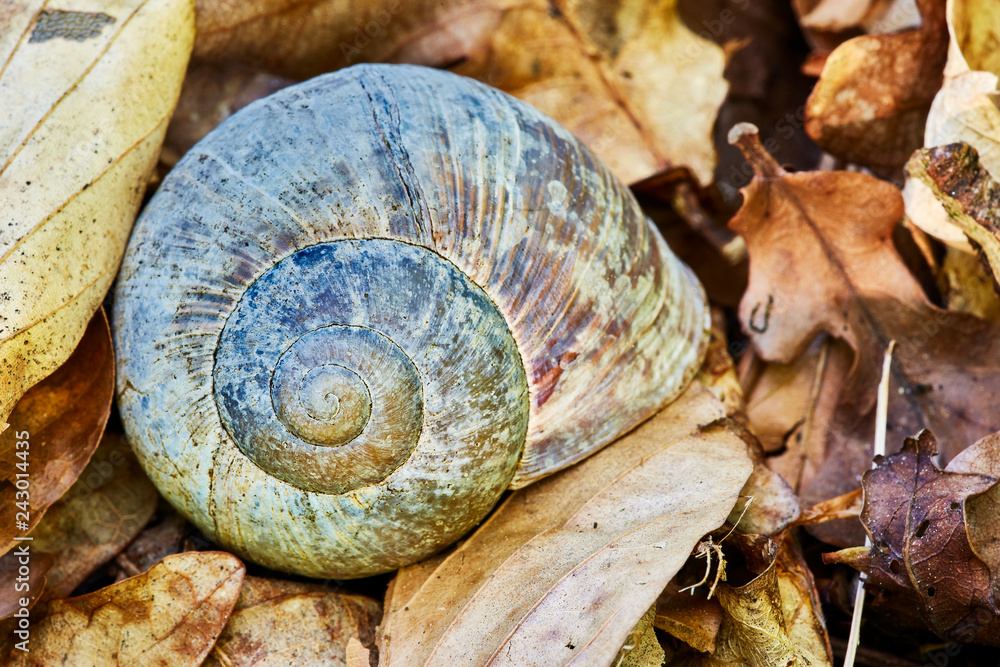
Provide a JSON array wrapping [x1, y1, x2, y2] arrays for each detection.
[[113, 64, 710, 578]]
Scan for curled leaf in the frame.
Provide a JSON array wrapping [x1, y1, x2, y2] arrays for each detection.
[[906, 142, 1000, 290], [0, 309, 113, 557], [905, 0, 1000, 248]]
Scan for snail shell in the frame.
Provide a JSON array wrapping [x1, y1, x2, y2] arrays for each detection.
[[113, 64, 709, 579]]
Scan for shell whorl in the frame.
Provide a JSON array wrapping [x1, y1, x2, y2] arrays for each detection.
[[113, 64, 710, 578]]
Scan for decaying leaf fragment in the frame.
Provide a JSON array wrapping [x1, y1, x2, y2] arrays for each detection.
[[28, 432, 158, 600], [377, 379, 753, 666], [0, 0, 194, 428], [904, 0, 1000, 248], [803, 0, 948, 166], [1, 552, 245, 666], [193, 0, 727, 185], [204, 576, 381, 667], [906, 142, 1000, 289], [668, 533, 832, 666], [0, 310, 114, 557], [825, 431, 1000, 645], [728, 123, 1000, 508]]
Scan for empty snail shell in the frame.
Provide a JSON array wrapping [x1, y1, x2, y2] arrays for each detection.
[[113, 64, 710, 579]]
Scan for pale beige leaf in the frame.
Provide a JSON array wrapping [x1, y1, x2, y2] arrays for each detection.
[[3, 552, 244, 666], [378, 380, 753, 667], [204, 590, 380, 666], [0, 0, 194, 427], [193, 0, 726, 185]]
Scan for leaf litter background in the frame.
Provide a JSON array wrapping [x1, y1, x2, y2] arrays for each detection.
[[7, 0, 1000, 664]]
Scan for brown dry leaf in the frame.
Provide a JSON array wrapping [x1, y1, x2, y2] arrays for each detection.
[[377, 379, 752, 666], [0, 549, 53, 621], [655, 582, 724, 654], [1, 551, 244, 666], [825, 431, 1000, 644], [29, 432, 158, 600], [728, 123, 1000, 508], [743, 337, 852, 494], [906, 142, 1000, 292], [161, 62, 296, 168], [204, 583, 381, 667], [0, 0, 194, 428], [115, 510, 187, 579], [0, 309, 113, 557], [676, 533, 832, 667], [803, 0, 948, 167], [193, 0, 727, 185]]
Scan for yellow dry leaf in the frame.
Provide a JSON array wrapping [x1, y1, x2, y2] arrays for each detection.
[[0, 0, 194, 428]]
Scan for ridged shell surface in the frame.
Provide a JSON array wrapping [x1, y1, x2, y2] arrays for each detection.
[[113, 64, 709, 578]]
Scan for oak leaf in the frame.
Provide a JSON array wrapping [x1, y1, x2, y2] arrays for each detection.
[[0, 0, 193, 428], [193, 0, 727, 185], [826, 431, 1000, 645], [377, 379, 753, 666], [1, 551, 245, 666], [0, 310, 113, 557], [729, 123, 1000, 510]]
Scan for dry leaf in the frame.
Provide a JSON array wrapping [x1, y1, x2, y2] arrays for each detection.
[[617, 606, 667, 667], [0, 549, 53, 621], [347, 637, 372, 667], [1, 551, 244, 665], [115, 510, 187, 579], [825, 430, 1000, 645], [193, 0, 727, 185], [906, 142, 1000, 291], [728, 123, 1000, 510], [0, 309, 113, 557], [204, 585, 381, 667], [0, 0, 194, 427], [655, 582, 724, 654], [377, 379, 752, 666], [161, 62, 296, 168], [743, 337, 852, 494], [676, 533, 832, 667], [29, 432, 158, 600], [803, 0, 948, 167], [904, 0, 1000, 248]]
